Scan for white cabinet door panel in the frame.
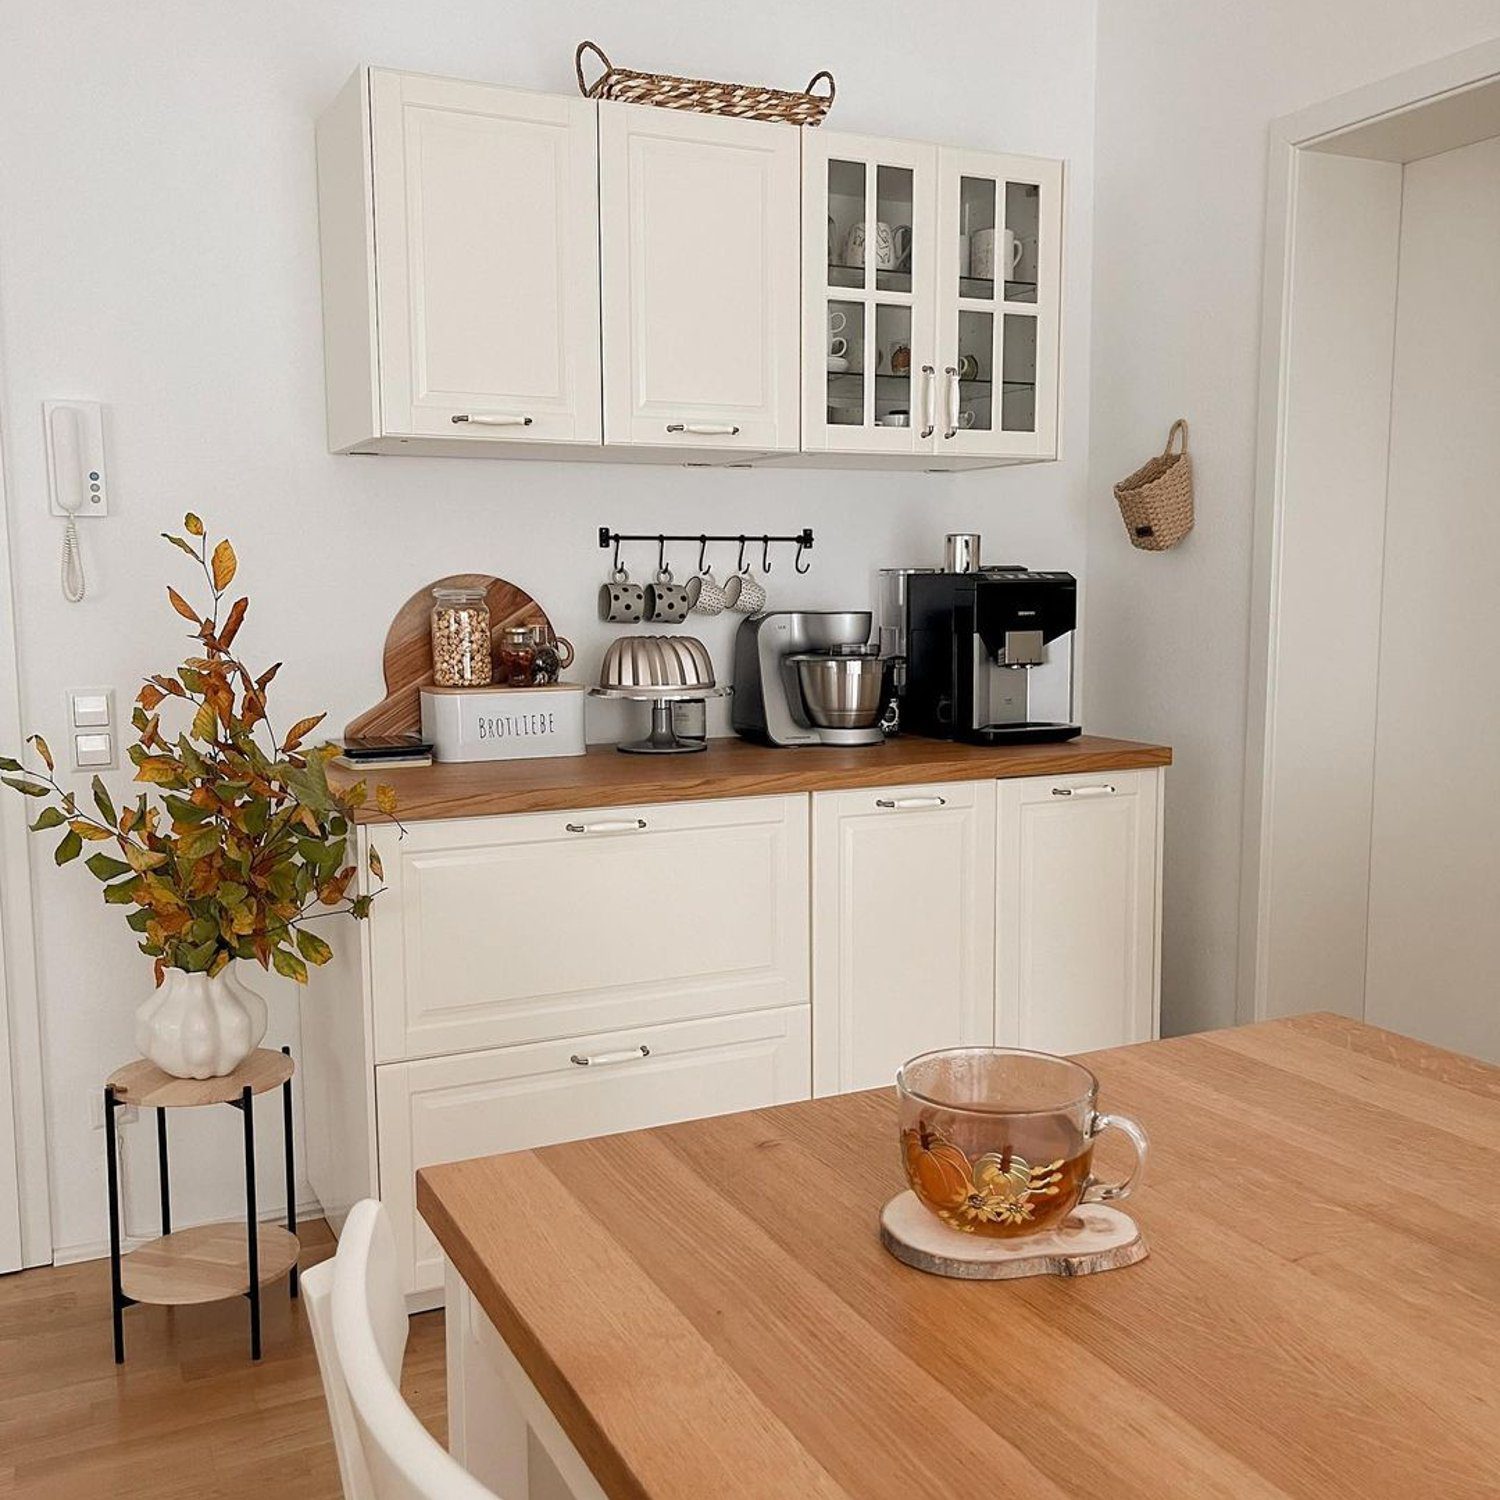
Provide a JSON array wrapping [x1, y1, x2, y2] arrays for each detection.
[[367, 796, 809, 1062], [599, 102, 799, 452], [370, 71, 601, 444], [997, 770, 1160, 1054], [378, 1005, 811, 1294], [812, 782, 995, 1095]]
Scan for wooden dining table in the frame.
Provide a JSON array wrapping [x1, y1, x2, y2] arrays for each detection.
[[417, 1014, 1500, 1499]]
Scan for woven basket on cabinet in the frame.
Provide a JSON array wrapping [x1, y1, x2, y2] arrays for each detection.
[[1113, 419, 1194, 551], [575, 41, 835, 127]]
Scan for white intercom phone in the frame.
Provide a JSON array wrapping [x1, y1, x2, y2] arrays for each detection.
[[43, 400, 108, 603]]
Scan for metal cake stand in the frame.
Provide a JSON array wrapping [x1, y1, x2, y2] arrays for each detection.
[[588, 685, 730, 754]]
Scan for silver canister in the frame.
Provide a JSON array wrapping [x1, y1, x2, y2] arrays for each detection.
[[945, 533, 982, 573]]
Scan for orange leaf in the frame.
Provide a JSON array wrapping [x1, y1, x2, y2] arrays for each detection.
[[29, 735, 53, 772], [134, 757, 182, 786], [210, 539, 237, 592], [376, 784, 398, 816], [191, 699, 217, 743], [218, 597, 248, 650], [166, 587, 200, 624], [137, 684, 165, 712], [183, 513, 204, 537], [68, 819, 114, 842], [282, 713, 325, 753]]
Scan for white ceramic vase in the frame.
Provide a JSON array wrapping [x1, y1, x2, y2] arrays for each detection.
[[134, 966, 268, 1079]]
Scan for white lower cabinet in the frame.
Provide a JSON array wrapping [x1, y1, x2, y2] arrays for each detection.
[[379, 1006, 810, 1298], [997, 769, 1162, 1054], [811, 781, 996, 1095], [304, 772, 1164, 1302]]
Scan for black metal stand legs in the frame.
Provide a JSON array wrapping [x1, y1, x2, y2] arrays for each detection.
[[104, 1051, 298, 1365]]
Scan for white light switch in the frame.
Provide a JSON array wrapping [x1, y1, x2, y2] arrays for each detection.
[[69, 688, 112, 728], [74, 732, 114, 769]]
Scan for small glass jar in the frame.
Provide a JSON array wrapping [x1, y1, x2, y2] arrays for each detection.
[[495, 625, 539, 688], [430, 588, 492, 687]]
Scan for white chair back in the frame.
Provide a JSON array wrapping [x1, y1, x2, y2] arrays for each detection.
[[305, 1200, 498, 1500]]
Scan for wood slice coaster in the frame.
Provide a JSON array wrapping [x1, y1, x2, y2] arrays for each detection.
[[345, 573, 554, 740], [880, 1191, 1147, 1280]]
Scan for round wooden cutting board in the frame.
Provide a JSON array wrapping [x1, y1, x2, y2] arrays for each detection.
[[345, 573, 555, 740]]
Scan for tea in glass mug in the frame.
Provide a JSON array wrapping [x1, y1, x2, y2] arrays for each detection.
[[897, 1048, 1148, 1238]]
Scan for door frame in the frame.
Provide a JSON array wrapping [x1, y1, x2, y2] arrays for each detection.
[[0, 293, 51, 1269], [1238, 38, 1500, 1024]]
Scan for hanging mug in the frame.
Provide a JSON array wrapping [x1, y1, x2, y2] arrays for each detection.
[[686, 567, 728, 616], [644, 566, 691, 625], [724, 568, 768, 615], [599, 567, 645, 624]]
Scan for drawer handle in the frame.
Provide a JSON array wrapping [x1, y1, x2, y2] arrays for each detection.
[[1051, 785, 1116, 798], [666, 422, 740, 436], [565, 818, 648, 834], [451, 413, 534, 427], [876, 795, 947, 810], [570, 1045, 651, 1067]]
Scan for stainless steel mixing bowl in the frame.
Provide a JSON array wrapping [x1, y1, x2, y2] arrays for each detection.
[[789, 650, 885, 729]]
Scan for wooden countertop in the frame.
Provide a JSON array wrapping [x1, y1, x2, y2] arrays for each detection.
[[337, 733, 1171, 822], [419, 1016, 1500, 1499]]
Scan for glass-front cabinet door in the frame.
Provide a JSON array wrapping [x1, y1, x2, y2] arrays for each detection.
[[803, 136, 1061, 463], [801, 132, 938, 454], [934, 150, 1062, 460]]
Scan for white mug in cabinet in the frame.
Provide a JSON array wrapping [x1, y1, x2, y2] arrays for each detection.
[[970, 227, 1023, 283], [845, 221, 911, 271]]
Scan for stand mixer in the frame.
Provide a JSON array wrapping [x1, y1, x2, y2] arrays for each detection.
[[731, 611, 886, 748]]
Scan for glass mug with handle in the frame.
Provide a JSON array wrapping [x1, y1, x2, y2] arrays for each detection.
[[897, 1047, 1147, 1239]]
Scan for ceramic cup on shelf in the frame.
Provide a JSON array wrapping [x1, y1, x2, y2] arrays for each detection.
[[845, 221, 911, 271], [600, 567, 646, 624], [686, 568, 728, 616], [879, 411, 910, 428], [724, 568, 768, 614], [644, 568, 691, 624], [957, 353, 981, 381], [970, 227, 1023, 283]]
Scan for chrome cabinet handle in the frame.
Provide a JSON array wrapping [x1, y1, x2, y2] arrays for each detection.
[[875, 795, 947, 810], [1051, 785, 1116, 799], [451, 413, 533, 427], [569, 1045, 651, 1067], [565, 818, 648, 833], [942, 366, 959, 439], [919, 364, 935, 439], [666, 422, 740, 436]]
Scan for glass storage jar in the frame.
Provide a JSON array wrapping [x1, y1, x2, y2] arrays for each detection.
[[495, 625, 539, 687], [430, 588, 492, 687]]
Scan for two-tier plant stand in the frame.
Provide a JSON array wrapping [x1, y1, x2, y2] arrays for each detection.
[[103, 1046, 299, 1363]]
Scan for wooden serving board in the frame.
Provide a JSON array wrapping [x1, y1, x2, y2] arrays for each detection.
[[346, 573, 554, 740], [879, 1191, 1147, 1280]]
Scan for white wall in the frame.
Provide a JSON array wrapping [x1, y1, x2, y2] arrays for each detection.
[[1365, 134, 1500, 1061], [0, 0, 1098, 1257], [1086, 0, 1500, 1036]]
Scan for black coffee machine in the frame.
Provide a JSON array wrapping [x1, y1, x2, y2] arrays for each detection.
[[904, 569, 1080, 743]]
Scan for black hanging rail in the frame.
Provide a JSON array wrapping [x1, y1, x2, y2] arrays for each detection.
[[599, 527, 814, 574]]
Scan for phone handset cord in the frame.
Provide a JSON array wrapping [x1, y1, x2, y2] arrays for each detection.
[[61, 516, 85, 603]]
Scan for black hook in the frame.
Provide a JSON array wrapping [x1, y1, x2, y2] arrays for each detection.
[[737, 535, 748, 573], [762, 536, 773, 573], [611, 535, 623, 575], [697, 535, 709, 573], [657, 535, 668, 578], [794, 538, 812, 574]]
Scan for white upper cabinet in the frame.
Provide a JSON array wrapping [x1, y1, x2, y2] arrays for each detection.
[[597, 101, 801, 455], [802, 131, 1062, 465], [996, 770, 1161, 1055], [317, 69, 601, 453]]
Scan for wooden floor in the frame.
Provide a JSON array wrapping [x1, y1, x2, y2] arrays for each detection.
[[0, 1219, 446, 1499]]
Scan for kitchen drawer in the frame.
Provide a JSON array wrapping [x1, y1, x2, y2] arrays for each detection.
[[378, 1004, 812, 1295], [367, 795, 809, 1062]]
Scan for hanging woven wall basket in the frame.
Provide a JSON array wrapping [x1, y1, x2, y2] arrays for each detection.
[[1113, 419, 1194, 552], [575, 41, 835, 127]]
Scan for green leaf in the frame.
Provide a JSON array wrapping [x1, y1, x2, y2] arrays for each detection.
[[176, 823, 222, 861], [91, 776, 116, 826], [216, 882, 248, 908], [54, 830, 83, 865], [3, 776, 49, 798], [295, 928, 333, 967], [0, 755, 21, 772], [105, 877, 144, 905], [30, 807, 65, 831], [272, 946, 308, 984], [125, 907, 152, 931], [86, 852, 132, 880], [350, 894, 374, 920], [176, 937, 219, 972]]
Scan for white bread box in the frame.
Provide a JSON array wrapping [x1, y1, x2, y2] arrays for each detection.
[[419, 683, 587, 762]]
